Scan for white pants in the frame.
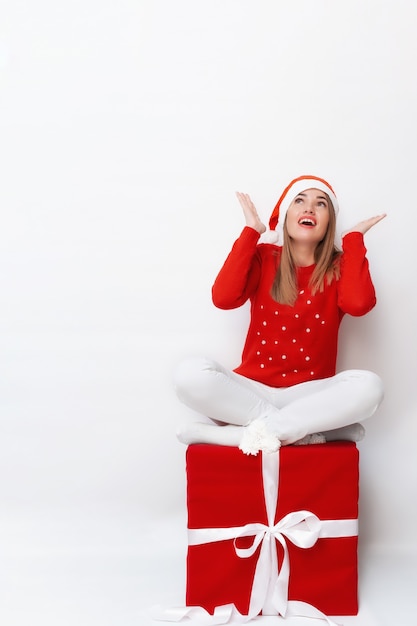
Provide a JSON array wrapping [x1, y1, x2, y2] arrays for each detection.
[[173, 356, 384, 444]]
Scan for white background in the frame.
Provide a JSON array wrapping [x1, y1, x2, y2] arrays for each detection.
[[0, 1, 416, 625]]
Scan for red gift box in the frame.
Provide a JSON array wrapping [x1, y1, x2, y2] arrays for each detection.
[[186, 442, 359, 620]]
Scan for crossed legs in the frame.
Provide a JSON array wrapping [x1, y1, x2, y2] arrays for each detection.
[[173, 356, 384, 454]]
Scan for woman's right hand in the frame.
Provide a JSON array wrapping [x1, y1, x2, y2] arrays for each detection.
[[236, 192, 266, 234]]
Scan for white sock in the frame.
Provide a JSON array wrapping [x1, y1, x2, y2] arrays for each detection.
[[293, 433, 326, 446], [176, 421, 243, 447], [322, 423, 365, 442]]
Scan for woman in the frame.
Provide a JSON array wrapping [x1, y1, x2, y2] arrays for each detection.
[[174, 175, 386, 455]]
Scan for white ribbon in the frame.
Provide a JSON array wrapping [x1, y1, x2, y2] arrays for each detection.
[[152, 451, 358, 625]]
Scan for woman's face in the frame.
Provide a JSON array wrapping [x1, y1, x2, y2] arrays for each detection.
[[285, 188, 331, 245]]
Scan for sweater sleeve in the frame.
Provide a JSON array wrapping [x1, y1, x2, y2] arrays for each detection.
[[212, 226, 262, 309], [337, 231, 377, 316]]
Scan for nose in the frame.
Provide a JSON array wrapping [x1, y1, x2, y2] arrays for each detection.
[[303, 204, 315, 214]]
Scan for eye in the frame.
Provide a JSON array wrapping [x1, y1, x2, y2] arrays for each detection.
[[294, 197, 303, 204]]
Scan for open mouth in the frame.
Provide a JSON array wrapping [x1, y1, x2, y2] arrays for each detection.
[[298, 217, 316, 227]]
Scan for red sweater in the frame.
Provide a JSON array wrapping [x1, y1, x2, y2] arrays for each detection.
[[212, 227, 376, 387]]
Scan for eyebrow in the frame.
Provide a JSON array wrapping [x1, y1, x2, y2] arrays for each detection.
[[296, 193, 328, 202]]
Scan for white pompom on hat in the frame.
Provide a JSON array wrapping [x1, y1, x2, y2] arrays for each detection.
[[264, 175, 339, 244]]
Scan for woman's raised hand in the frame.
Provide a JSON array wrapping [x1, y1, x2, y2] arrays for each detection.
[[342, 213, 387, 238], [236, 192, 266, 234]]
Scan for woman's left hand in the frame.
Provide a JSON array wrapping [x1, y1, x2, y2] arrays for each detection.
[[342, 213, 387, 237]]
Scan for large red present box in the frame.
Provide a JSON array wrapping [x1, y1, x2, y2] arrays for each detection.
[[186, 442, 359, 620]]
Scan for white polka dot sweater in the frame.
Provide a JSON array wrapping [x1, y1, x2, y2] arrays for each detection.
[[212, 227, 376, 387]]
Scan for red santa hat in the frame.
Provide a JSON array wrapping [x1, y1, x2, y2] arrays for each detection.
[[265, 175, 339, 244]]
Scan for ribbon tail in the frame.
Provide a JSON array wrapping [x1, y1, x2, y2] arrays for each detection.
[[261, 528, 279, 615], [246, 535, 273, 619], [286, 600, 343, 626], [150, 603, 251, 624], [269, 535, 291, 617]]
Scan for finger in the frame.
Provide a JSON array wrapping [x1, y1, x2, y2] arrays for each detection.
[[373, 213, 387, 222], [235, 192, 249, 209], [367, 214, 387, 228], [236, 192, 256, 212], [236, 191, 251, 204]]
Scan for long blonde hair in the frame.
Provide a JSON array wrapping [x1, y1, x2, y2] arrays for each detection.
[[270, 196, 341, 306]]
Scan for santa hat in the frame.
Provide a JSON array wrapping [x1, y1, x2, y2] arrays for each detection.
[[265, 175, 339, 244]]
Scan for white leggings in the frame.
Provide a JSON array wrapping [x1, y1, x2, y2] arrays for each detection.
[[173, 356, 384, 445]]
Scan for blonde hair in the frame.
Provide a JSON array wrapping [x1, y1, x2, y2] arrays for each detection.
[[270, 196, 341, 306]]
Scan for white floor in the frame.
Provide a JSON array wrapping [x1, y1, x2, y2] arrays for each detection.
[[0, 512, 415, 626]]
